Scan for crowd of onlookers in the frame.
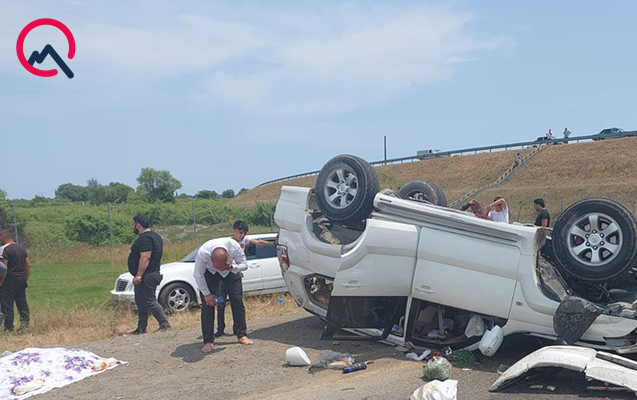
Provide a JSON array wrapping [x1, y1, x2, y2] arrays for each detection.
[[460, 197, 550, 227]]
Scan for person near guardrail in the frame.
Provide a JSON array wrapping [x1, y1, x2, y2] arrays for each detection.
[[214, 220, 276, 338], [563, 127, 571, 141], [514, 153, 521, 168], [533, 198, 551, 227], [485, 197, 509, 223], [459, 199, 490, 220]]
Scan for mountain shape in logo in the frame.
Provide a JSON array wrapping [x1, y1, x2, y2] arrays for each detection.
[[28, 44, 74, 79]]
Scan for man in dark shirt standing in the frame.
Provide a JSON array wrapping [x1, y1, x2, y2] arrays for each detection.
[[533, 198, 551, 227], [127, 215, 170, 334], [0, 229, 30, 332]]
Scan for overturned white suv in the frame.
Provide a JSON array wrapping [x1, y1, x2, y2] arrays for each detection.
[[274, 155, 637, 355]]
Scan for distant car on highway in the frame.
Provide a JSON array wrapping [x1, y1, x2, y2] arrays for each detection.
[[593, 127, 627, 141], [111, 233, 285, 312]]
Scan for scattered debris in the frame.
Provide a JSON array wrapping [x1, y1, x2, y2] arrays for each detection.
[[450, 350, 477, 368], [313, 351, 354, 369], [285, 347, 311, 366], [410, 379, 458, 400], [406, 349, 432, 361], [546, 385, 556, 392], [332, 340, 340, 346], [13, 379, 45, 395], [423, 357, 453, 381], [490, 346, 637, 393], [342, 362, 368, 374]]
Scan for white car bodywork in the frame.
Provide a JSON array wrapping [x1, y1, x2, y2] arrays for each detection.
[[111, 233, 286, 311], [274, 186, 637, 353], [490, 345, 637, 393]]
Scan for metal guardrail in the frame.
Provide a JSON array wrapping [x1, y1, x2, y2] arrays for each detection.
[[258, 131, 637, 187]]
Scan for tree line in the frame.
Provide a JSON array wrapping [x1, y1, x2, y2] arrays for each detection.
[[2, 167, 248, 205]]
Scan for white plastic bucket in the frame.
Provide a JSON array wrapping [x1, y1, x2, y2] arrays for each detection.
[[286, 347, 311, 366]]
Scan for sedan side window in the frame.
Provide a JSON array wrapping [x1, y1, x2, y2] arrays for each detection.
[[244, 244, 258, 260], [256, 241, 277, 259]]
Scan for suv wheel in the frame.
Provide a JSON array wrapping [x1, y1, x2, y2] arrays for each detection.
[[159, 282, 196, 312], [553, 198, 637, 281], [397, 180, 447, 206]]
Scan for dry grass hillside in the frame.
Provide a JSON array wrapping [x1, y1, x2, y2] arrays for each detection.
[[229, 137, 637, 224]]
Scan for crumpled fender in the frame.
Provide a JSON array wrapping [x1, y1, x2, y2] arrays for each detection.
[[490, 345, 637, 393]]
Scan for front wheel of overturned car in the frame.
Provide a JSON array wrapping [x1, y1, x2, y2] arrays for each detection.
[[159, 282, 196, 313], [397, 180, 447, 207], [553, 198, 637, 282], [315, 154, 380, 224]]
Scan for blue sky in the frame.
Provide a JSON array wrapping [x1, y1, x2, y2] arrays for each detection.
[[1, 1, 635, 200]]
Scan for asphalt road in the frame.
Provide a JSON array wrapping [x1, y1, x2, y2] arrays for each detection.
[[39, 312, 636, 400]]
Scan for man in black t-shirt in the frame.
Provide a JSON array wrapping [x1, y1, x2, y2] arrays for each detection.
[[0, 229, 30, 332], [127, 215, 170, 334], [533, 198, 551, 227]]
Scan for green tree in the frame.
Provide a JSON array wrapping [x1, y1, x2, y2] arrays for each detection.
[[196, 190, 220, 199], [55, 183, 88, 202], [0, 188, 6, 201], [104, 182, 134, 203], [237, 188, 249, 196], [221, 189, 235, 199], [86, 178, 106, 205], [136, 168, 182, 203]]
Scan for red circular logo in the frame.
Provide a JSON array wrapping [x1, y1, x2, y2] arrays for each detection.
[[17, 18, 75, 77]]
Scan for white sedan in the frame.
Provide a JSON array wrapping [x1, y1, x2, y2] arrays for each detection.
[[111, 233, 285, 312]]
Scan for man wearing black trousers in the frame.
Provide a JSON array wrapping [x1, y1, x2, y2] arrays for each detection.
[[193, 237, 252, 353], [127, 215, 171, 334]]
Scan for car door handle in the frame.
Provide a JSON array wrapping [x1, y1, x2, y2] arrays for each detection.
[[415, 285, 435, 294], [341, 281, 363, 289], [248, 263, 260, 269]]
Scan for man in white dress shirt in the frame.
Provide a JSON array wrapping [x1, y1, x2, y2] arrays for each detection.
[[193, 237, 253, 353]]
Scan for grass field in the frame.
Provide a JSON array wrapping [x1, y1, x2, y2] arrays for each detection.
[[0, 242, 302, 352]]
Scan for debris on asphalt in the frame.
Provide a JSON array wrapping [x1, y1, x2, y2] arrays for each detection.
[[410, 379, 458, 400], [285, 347, 311, 366], [313, 351, 354, 369], [423, 357, 453, 381], [406, 349, 432, 361], [342, 362, 368, 374], [546, 385, 556, 392], [490, 346, 637, 393]]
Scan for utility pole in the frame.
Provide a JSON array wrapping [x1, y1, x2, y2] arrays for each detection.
[[384, 136, 387, 165], [12, 204, 18, 244]]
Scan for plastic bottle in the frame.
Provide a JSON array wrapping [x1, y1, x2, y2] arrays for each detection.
[[279, 297, 284, 307], [215, 296, 225, 304], [13, 379, 45, 395], [91, 357, 117, 371], [342, 362, 367, 374]]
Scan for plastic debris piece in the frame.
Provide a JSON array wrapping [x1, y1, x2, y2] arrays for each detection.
[[464, 315, 485, 338], [423, 357, 453, 381], [406, 349, 432, 361], [285, 347, 311, 366], [410, 379, 458, 400]]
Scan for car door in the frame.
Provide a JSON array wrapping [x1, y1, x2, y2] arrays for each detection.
[[242, 242, 264, 291], [322, 219, 419, 340], [256, 240, 283, 290], [411, 225, 520, 319]]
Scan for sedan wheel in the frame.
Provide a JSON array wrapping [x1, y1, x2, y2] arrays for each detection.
[[159, 283, 196, 312]]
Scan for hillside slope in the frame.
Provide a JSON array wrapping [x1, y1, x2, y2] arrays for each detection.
[[229, 138, 637, 224]]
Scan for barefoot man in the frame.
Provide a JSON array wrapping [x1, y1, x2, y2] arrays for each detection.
[[193, 237, 254, 353]]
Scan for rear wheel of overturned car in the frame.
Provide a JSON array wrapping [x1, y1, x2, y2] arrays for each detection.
[[553, 198, 637, 281], [159, 282, 196, 313], [397, 180, 447, 207], [315, 154, 380, 224]]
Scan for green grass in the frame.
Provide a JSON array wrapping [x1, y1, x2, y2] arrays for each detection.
[[28, 262, 126, 310]]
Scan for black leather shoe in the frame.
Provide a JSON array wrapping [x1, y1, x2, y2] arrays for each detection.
[[129, 328, 146, 335], [157, 323, 172, 331]]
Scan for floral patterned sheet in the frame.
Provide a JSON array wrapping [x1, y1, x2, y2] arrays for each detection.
[[0, 347, 126, 399]]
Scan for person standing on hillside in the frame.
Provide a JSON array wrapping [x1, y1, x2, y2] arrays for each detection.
[[514, 153, 521, 168], [194, 236, 253, 353], [215, 220, 275, 337], [485, 197, 509, 223], [0, 229, 30, 332], [533, 199, 551, 227], [128, 215, 171, 335], [563, 127, 571, 140]]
